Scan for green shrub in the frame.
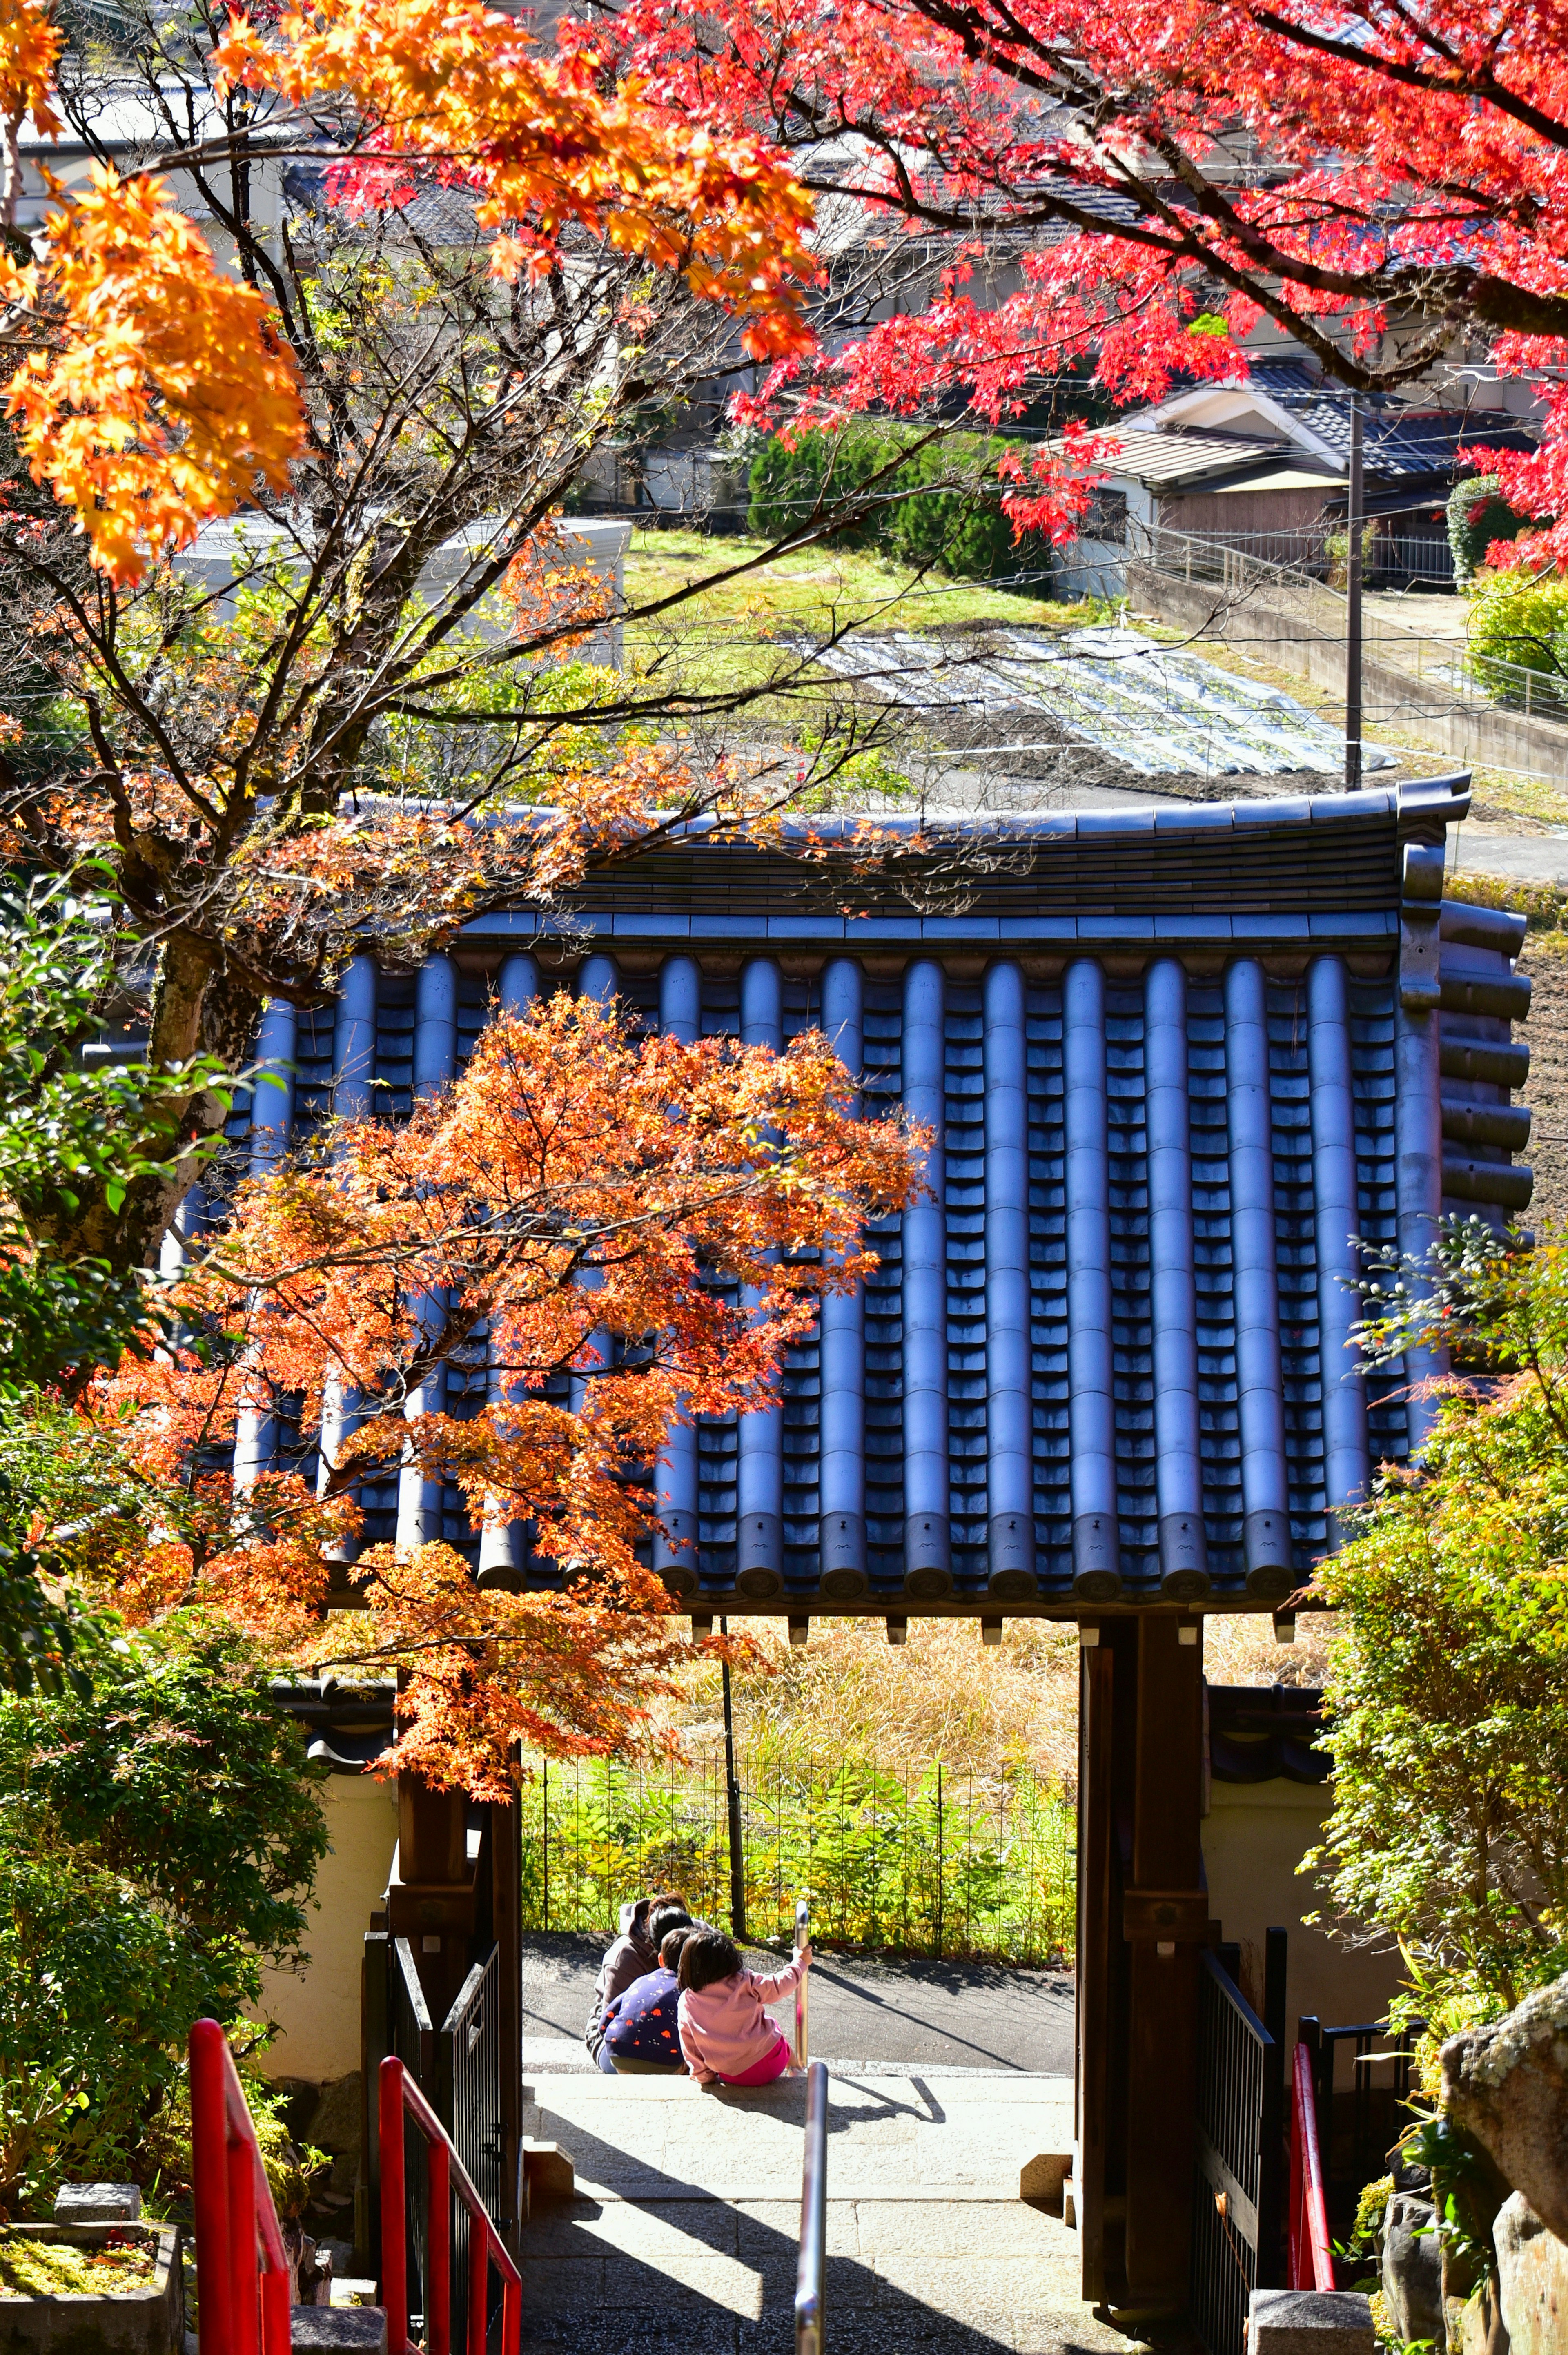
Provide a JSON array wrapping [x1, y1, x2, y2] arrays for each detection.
[[882, 432, 1041, 580], [746, 423, 911, 545], [1448, 472, 1532, 583], [1466, 561, 1568, 693], [1307, 1221, 1568, 2042], [0, 1615, 328, 2213], [746, 425, 1054, 584]]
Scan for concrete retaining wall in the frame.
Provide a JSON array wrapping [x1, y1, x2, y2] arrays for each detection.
[[1127, 561, 1568, 783]]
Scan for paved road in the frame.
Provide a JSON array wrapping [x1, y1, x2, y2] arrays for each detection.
[[1454, 824, 1568, 886], [523, 1934, 1076, 2076]]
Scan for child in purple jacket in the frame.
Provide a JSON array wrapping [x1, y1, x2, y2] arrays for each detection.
[[597, 1923, 697, 2074]]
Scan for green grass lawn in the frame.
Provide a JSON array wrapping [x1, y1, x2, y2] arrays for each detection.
[[615, 528, 1114, 731], [624, 528, 1107, 642]]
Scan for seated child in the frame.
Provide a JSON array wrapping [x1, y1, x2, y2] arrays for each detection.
[[584, 1895, 689, 2065], [676, 1926, 813, 2088], [598, 1923, 697, 2074]]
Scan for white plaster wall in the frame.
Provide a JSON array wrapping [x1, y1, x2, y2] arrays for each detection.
[[256, 1775, 399, 2087], [1203, 1778, 1403, 2040]]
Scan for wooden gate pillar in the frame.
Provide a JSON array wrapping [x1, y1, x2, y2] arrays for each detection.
[[1075, 1616, 1209, 2317]]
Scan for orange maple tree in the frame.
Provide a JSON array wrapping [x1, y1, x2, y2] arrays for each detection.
[[0, 0, 816, 582], [70, 991, 922, 1792]]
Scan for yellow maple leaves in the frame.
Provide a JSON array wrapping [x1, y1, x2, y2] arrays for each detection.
[[0, 164, 305, 584], [0, 0, 58, 140], [0, 0, 816, 582]]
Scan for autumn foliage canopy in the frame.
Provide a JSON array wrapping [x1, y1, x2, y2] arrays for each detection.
[[8, 0, 1568, 571], [585, 0, 1568, 559], [74, 991, 922, 1791], [0, 0, 817, 582]]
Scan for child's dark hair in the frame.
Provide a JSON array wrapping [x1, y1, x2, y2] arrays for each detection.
[[678, 1927, 742, 1992], [650, 1903, 692, 1948], [660, 1923, 696, 1971]]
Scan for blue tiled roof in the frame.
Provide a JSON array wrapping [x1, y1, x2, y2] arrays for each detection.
[[227, 778, 1533, 1616]]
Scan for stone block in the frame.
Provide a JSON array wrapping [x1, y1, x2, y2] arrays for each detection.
[[52, 2188, 143, 2226], [289, 2306, 386, 2355], [523, 2142, 576, 2200], [1495, 2189, 1568, 2355], [305, 2075, 363, 2159], [0, 2223, 180, 2355], [1380, 2190, 1441, 2345], [1442, 1970, 1568, 2242], [1247, 2288, 1376, 2355], [1019, 2152, 1070, 2211]]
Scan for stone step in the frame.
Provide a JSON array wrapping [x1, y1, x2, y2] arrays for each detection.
[[516, 2071, 1151, 2355]]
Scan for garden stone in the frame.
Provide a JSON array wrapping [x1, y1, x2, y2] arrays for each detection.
[[304, 2076, 361, 2158], [1380, 2191, 1442, 2345], [1441, 1971, 1568, 2242], [1247, 2288, 1375, 2353], [1494, 2189, 1568, 2355], [0, 2222, 180, 2355], [51, 2190, 141, 2226]]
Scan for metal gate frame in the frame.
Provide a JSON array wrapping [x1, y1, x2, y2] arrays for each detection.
[[1190, 1938, 1287, 2355]]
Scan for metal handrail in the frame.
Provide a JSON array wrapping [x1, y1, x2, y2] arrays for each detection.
[[1287, 2043, 1336, 2293], [795, 2059, 829, 2355], [379, 2053, 522, 2355], [189, 2018, 292, 2355], [794, 1897, 810, 2068]]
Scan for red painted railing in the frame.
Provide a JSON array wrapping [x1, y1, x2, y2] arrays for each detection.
[[379, 2055, 521, 2355], [1287, 2041, 1337, 2292], [189, 2019, 293, 2355]]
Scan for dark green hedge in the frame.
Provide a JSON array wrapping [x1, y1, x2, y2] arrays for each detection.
[[746, 424, 1052, 584]]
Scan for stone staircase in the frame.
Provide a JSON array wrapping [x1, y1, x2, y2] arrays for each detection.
[[514, 2068, 1150, 2355]]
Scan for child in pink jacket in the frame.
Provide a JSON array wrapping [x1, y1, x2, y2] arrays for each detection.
[[676, 1927, 812, 2086]]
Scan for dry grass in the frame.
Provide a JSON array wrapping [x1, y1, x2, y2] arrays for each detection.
[[659, 1609, 1338, 1796]]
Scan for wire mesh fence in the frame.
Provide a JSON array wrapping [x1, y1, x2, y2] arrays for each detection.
[[1127, 519, 1568, 726], [517, 1752, 1075, 1966]]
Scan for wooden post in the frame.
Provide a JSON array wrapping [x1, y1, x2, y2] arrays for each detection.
[[1074, 1627, 1118, 2303], [359, 1928, 389, 2274], [1075, 1616, 1208, 2317], [392, 1773, 476, 2028], [1123, 1615, 1205, 2306]]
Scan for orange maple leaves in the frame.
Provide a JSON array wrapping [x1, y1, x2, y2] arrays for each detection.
[[0, 0, 58, 139], [85, 991, 923, 1791], [0, 0, 816, 584], [0, 164, 305, 585], [214, 0, 817, 334]]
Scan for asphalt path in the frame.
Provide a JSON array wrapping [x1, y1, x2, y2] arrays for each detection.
[[523, 1931, 1076, 2075]]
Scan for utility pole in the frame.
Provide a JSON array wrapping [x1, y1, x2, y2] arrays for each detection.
[[1345, 393, 1364, 790], [719, 1617, 746, 1941]]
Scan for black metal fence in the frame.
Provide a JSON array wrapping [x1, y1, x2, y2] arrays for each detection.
[[516, 1751, 1076, 1965], [440, 1949, 504, 2349], [1191, 1940, 1286, 2355]]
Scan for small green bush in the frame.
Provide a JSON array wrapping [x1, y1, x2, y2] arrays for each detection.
[[882, 433, 1038, 581], [1466, 561, 1568, 693], [1448, 472, 1532, 583]]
